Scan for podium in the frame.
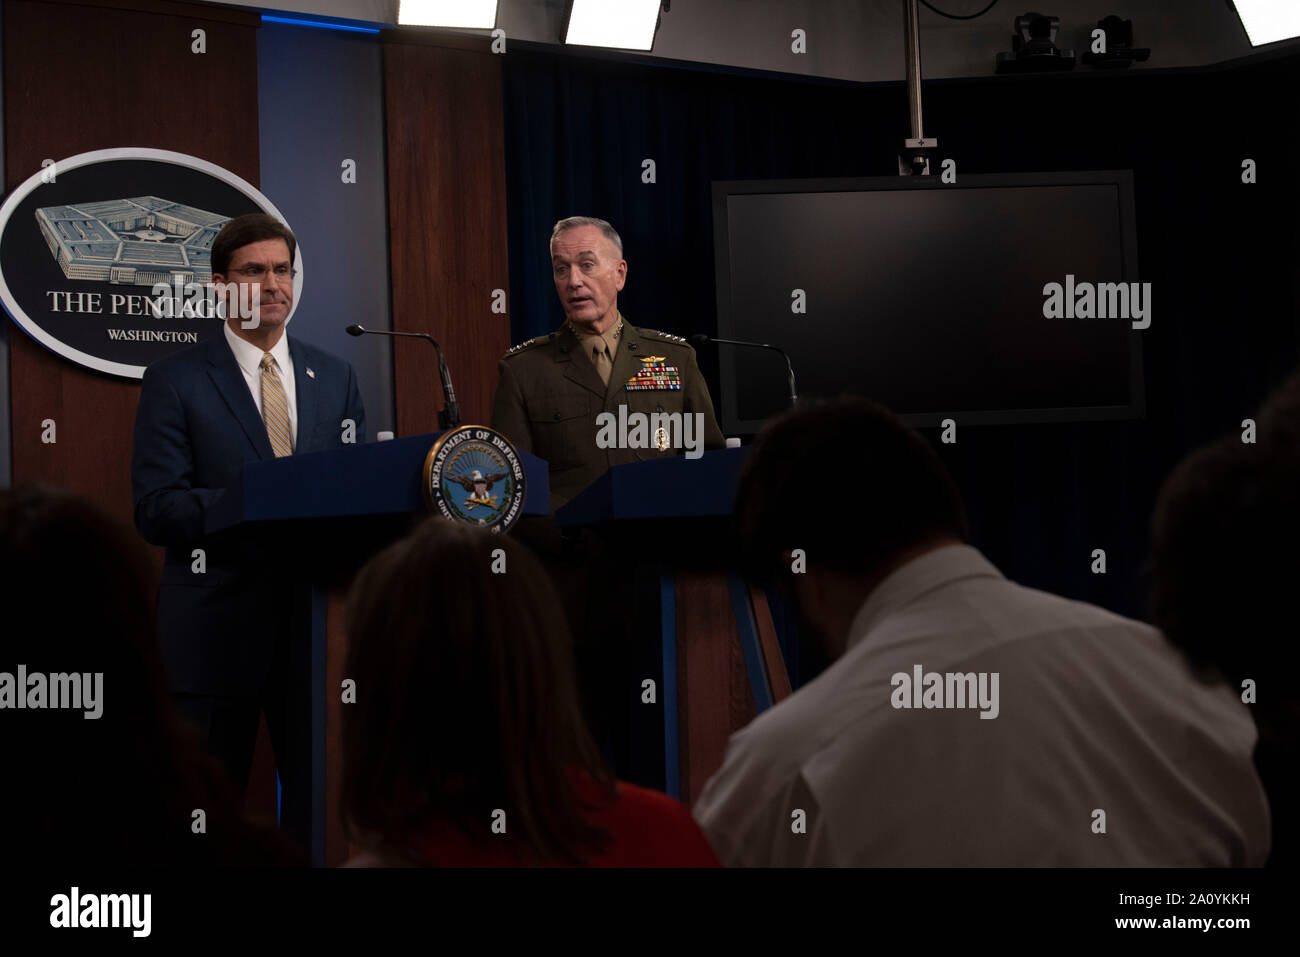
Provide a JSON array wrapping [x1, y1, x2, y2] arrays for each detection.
[[205, 433, 550, 866], [555, 448, 794, 805], [203, 436, 791, 863]]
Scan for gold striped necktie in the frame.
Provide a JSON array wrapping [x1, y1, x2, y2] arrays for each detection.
[[259, 353, 293, 457]]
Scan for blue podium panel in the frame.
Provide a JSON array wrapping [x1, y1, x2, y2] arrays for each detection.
[[205, 432, 550, 534], [554, 447, 749, 526], [192, 430, 549, 865]]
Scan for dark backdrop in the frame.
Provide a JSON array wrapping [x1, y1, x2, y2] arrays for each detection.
[[502, 47, 1300, 621]]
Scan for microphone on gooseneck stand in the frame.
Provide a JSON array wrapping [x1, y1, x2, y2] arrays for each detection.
[[345, 324, 461, 429], [689, 334, 798, 408]]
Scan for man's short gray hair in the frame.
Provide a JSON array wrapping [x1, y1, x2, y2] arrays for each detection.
[[550, 216, 623, 258]]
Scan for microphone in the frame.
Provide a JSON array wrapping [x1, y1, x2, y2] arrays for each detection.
[[346, 324, 461, 429], [689, 334, 797, 407]]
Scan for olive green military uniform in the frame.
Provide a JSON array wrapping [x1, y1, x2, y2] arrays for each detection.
[[490, 317, 725, 512]]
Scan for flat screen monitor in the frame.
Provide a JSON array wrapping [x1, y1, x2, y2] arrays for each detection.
[[711, 171, 1145, 433]]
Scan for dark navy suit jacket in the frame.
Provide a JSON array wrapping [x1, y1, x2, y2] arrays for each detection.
[[131, 332, 366, 695]]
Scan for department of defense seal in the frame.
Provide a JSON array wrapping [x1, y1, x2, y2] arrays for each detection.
[[422, 425, 526, 532]]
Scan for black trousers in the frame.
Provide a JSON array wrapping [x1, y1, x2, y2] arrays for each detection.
[[172, 607, 312, 856], [515, 518, 665, 790]]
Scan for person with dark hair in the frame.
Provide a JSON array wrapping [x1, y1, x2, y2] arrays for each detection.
[[1150, 368, 1300, 866], [693, 397, 1269, 866], [209, 212, 297, 281], [131, 213, 366, 852], [0, 485, 302, 867], [340, 517, 718, 867]]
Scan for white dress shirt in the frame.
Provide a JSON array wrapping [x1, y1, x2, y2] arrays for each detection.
[[223, 322, 297, 448], [693, 544, 1270, 866]]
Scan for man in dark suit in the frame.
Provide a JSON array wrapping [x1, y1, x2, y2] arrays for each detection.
[[131, 213, 365, 851]]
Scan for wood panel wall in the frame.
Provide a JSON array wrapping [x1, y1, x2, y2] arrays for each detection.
[[383, 32, 511, 434], [4, 0, 261, 527]]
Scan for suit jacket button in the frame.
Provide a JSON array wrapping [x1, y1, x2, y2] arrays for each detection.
[[560, 345, 569, 354], [553, 411, 562, 420], [628, 343, 637, 351]]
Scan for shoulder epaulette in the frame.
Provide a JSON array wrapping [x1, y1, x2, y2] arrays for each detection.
[[641, 329, 689, 344], [503, 333, 554, 357]]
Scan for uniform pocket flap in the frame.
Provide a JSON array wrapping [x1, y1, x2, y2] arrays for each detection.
[[528, 395, 589, 423]]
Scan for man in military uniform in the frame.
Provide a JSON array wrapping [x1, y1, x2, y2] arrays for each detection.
[[491, 217, 724, 785], [491, 216, 724, 512]]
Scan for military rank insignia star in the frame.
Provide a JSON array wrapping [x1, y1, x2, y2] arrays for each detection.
[[625, 356, 682, 391], [306, 368, 316, 379]]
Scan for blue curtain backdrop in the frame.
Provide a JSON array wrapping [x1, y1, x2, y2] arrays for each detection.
[[503, 52, 896, 348], [500, 47, 1300, 620]]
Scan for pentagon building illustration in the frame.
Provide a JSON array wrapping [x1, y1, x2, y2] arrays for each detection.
[[35, 197, 231, 285]]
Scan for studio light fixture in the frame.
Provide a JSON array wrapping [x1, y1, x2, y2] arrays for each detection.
[[1230, 0, 1300, 46], [398, 0, 498, 30], [563, 0, 664, 52]]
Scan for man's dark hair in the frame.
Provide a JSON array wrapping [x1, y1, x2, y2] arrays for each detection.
[[735, 396, 968, 586], [1150, 369, 1300, 685], [342, 517, 616, 865], [210, 213, 296, 276]]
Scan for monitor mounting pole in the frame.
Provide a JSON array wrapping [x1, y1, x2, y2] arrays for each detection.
[[899, 0, 938, 176]]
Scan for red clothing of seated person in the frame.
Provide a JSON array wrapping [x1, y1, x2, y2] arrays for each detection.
[[412, 771, 720, 868]]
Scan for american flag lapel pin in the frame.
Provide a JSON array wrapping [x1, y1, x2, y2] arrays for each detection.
[[306, 367, 316, 379]]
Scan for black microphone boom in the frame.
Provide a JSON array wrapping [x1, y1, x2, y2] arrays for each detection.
[[689, 334, 797, 407], [345, 324, 461, 429]]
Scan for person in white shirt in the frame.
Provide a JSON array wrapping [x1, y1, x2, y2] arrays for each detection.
[[693, 397, 1270, 866]]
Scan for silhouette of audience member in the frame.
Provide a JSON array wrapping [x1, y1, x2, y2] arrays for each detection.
[[340, 517, 718, 867], [0, 485, 303, 867], [1151, 369, 1300, 867], [693, 398, 1269, 866]]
